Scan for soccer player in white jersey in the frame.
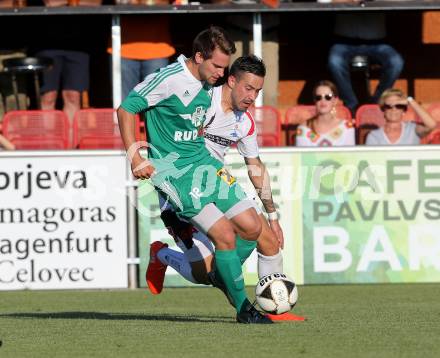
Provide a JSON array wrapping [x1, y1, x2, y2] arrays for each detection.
[[147, 55, 304, 321]]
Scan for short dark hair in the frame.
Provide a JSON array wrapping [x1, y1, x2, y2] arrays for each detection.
[[229, 55, 266, 80], [192, 26, 236, 60]]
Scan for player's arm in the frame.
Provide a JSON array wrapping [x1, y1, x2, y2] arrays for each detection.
[[245, 156, 284, 248], [118, 91, 155, 179]]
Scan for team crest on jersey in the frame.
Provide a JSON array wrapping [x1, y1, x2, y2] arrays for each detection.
[[192, 106, 205, 127], [179, 106, 206, 127]]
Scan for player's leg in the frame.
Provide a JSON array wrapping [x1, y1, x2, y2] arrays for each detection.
[[162, 208, 214, 284], [256, 214, 283, 278], [146, 208, 214, 293], [255, 214, 306, 322], [227, 205, 262, 265], [159, 229, 215, 285], [192, 203, 271, 324], [192, 203, 248, 311]]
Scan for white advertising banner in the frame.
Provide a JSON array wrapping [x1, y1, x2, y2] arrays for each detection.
[[0, 152, 128, 290]]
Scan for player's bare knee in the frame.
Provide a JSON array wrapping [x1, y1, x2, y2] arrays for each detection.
[[236, 213, 262, 241], [242, 220, 262, 241], [257, 234, 279, 256], [212, 228, 236, 250]]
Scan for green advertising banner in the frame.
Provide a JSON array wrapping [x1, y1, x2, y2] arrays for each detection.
[[301, 150, 440, 284], [138, 147, 440, 287]]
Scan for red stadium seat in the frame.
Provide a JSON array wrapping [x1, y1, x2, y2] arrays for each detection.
[[284, 105, 352, 145], [426, 103, 440, 143], [427, 102, 440, 123], [10, 137, 66, 150], [2, 110, 70, 149], [73, 108, 142, 149], [248, 106, 282, 147], [428, 130, 440, 144], [421, 129, 440, 144], [355, 104, 419, 144], [79, 136, 125, 149], [257, 133, 279, 147]]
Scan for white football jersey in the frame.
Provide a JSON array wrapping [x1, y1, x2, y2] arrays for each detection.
[[203, 86, 259, 163]]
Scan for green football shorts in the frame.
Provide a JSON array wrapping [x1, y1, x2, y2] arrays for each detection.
[[152, 155, 247, 219]]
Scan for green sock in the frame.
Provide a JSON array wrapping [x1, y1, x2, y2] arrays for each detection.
[[214, 249, 249, 313], [235, 236, 257, 265]]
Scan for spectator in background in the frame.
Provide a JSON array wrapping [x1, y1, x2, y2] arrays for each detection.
[[296, 80, 355, 147], [33, 17, 90, 122], [36, 49, 89, 122], [108, 13, 176, 99], [0, 134, 14, 150], [365, 89, 437, 145], [328, 3, 404, 115]]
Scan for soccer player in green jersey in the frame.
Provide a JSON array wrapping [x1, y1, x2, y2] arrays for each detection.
[[118, 26, 272, 324]]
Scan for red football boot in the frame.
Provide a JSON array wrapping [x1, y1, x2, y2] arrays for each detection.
[[146, 241, 168, 294], [265, 312, 307, 322]]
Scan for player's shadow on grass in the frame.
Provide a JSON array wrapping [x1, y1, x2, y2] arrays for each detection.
[[0, 312, 233, 323]]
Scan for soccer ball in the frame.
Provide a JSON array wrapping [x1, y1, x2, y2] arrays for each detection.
[[255, 273, 298, 315]]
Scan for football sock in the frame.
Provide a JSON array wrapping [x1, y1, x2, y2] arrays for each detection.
[[214, 249, 248, 313], [235, 236, 257, 265], [257, 250, 283, 278], [157, 247, 197, 284]]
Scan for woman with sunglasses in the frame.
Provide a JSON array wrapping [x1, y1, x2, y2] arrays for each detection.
[[296, 80, 355, 147], [366, 88, 437, 145]]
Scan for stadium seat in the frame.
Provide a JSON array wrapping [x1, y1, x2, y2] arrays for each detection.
[[257, 133, 279, 147], [355, 104, 418, 144], [248, 106, 282, 147], [284, 105, 352, 145], [425, 103, 440, 144], [428, 130, 440, 144], [2, 110, 70, 149], [79, 136, 125, 149], [73, 108, 143, 149], [427, 102, 440, 123]]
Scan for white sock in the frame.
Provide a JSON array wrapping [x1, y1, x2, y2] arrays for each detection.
[[257, 250, 283, 278], [157, 247, 197, 284]]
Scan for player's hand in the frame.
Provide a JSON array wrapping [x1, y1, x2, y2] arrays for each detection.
[[269, 219, 284, 249], [131, 156, 156, 179]]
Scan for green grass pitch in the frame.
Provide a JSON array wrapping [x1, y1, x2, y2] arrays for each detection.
[[1, 284, 440, 357]]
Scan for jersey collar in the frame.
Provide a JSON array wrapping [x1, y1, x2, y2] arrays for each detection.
[[178, 54, 202, 84]]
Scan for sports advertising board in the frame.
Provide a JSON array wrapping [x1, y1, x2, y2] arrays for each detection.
[[138, 147, 440, 286], [0, 153, 128, 290]]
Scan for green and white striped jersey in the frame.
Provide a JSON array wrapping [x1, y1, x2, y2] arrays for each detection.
[[121, 55, 214, 169]]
